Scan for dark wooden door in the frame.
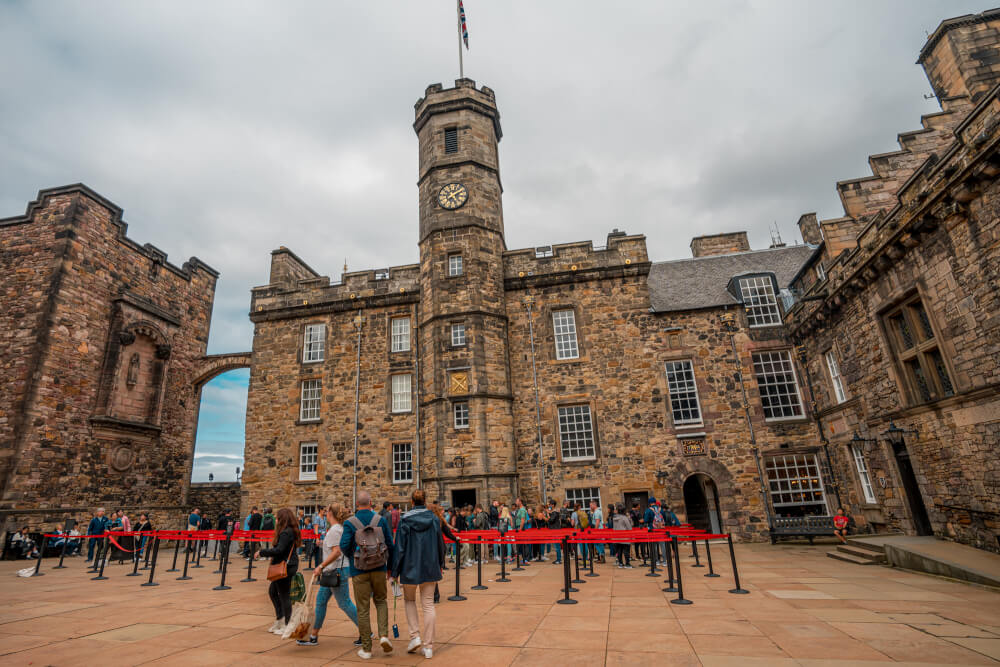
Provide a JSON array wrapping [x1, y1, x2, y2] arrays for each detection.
[[892, 441, 933, 536]]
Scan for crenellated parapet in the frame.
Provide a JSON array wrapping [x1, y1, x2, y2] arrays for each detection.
[[502, 230, 649, 289]]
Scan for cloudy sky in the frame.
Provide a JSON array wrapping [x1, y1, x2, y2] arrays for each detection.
[[2, 1, 988, 480]]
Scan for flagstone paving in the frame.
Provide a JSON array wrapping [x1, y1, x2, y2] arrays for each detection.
[[0, 541, 998, 665]]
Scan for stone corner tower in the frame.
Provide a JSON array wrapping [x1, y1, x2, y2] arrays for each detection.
[[414, 78, 516, 506]]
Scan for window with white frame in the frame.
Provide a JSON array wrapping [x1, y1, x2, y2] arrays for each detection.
[[392, 443, 413, 483], [664, 360, 702, 425], [566, 487, 601, 510], [558, 405, 596, 461], [851, 444, 877, 504], [451, 323, 466, 347], [448, 254, 463, 277], [391, 317, 410, 352], [815, 263, 826, 282], [825, 349, 847, 404], [453, 401, 469, 428], [300, 379, 321, 421], [303, 324, 325, 363], [765, 453, 828, 516], [297, 505, 321, 519], [552, 309, 579, 360], [391, 374, 411, 413], [752, 350, 804, 420], [299, 442, 318, 481], [739, 276, 782, 327]]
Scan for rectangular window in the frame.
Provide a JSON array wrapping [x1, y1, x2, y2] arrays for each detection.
[[558, 405, 596, 461], [392, 443, 413, 483], [851, 445, 877, 504], [299, 442, 318, 481], [815, 263, 826, 282], [448, 254, 463, 277], [444, 127, 458, 154], [300, 379, 321, 421], [765, 453, 828, 515], [552, 309, 580, 360], [391, 317, 410, 352], [752, 350, 804, 420], [825, 349, 847, 404], [303, 324, 325, 363], [739, 276, 782, 327], [451, 323, 466, 347], [566, 487, 601, 509], [391, 374, 412, 413], [453, 401, 469, 428], [883, 296, 955, 405], [664, 360, 702, 425]]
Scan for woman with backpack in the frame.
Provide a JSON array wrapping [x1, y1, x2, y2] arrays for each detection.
[[257, 508, 300, 635]]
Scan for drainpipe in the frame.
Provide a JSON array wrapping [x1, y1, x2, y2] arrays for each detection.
[[352, 311, 363, 509], [414, 301, 422, 490], [525, 296, 545, 504]]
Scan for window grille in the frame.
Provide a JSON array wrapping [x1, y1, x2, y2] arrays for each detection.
[[566, 487, 601, 509], [300, 379, 321, 421], [392, 443, 413, 483], [552, 309, 579, 360], [303, 324, 325, 363], [391, 374, 412, 412], [558, 405, 596, 461], [453, 401, 469, 428], [664, 360, 702, 424], [883, 296, 954, 404], [851, 445, 877, 504], [825, 349, 847, 404], [299, 443, 318, 481], [764, 453, 828, 514], [448, 254, 463, 277], [444, 128, 458, 154], [391, 317, 410, 352], [752, 350, 804, 420], [451, 323, 466, 347], [739, 276, 782, 326]]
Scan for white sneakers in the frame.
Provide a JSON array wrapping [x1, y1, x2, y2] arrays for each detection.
[[423, 647, 433, 658], [357, 649, 372, 659], [408, 636, 423, 653], [268, 620, 285, 635], [380, 636, 393, 653]]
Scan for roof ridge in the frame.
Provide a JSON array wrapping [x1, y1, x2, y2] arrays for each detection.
[[651, 244, 816, 267]]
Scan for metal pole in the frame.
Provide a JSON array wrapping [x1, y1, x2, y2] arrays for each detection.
[[456, 0, 464, 79], [54, 534, 69, 569], [33, 536, 47, 577], [670, 536, 692, 605], [704, 539, 720, 578], [213, 535, 232, 590], [166, 537, 181, 572], [92, 538, 109, 580], [662, 536, 677, 593], [448, 537, 467, 601], [352, 312, 362, 509], [497, 534, 510, 582], [557, 537, 577, 604], [141, 537, 160, 587], [471, 537, 487, 590], [691, 540, 703, 567], [645, 534, 659, 577], [727, 534, 749, 594], [127, 538, 142, 577], [585, 541, 598, 577], [525, 299, 546, 503], [178, 533, 193, 580], [571, 534, 585, 584]]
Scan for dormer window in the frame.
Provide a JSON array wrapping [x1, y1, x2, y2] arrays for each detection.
[[444, 128, 458, 154], [738, 276, 782, 327]]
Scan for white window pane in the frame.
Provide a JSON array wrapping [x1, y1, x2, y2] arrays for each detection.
[[765, 454, 828, 514], [299, 442, 318, 481], [739, 276, 782, 327], [300, 379, 321, 421], [565, 487, 601, 509], [558, 405, 595, 461], [392, 443, 413, 483], [451, 323, 466, 347], [391, 374, 411, 412], [665, 360, 702, 424], [752, 350, 803, 420], [303, 324, 325, 363], [453, 401, 469, 428], [852, 445, 877, 504], [448, 255, 463, 276], [553, 310, 579, 360], [825, 350, 847, 404], [391, 317, 410, 352]]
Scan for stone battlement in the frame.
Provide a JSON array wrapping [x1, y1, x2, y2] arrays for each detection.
[[502, 231, 648, 281]]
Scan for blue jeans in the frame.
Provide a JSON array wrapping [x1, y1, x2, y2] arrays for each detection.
[[314, 567, 357, 630], [553, 542, 562, 562]]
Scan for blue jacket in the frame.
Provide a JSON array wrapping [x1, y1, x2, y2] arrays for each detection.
[[340, 509, 394, 577], [391, 507, 443, 585], [643, 507, 657, 530], [87, 516, 109, 535]]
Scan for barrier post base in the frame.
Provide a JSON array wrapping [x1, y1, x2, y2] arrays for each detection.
[[556, 597, 578, 605], [140, 581, 159, 587], [728, 588, 750, 594], [670, 597, 693, 605], [447, 594, 467, 601], [213, 584, 231, 591]]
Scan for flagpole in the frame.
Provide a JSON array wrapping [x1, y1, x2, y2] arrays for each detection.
[[457, 0, 464, 79]]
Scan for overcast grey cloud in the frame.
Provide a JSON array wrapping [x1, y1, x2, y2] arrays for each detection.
[[1, 1, 989, 355]]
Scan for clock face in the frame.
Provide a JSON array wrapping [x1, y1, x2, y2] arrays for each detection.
[[438, 182, 468, 210]]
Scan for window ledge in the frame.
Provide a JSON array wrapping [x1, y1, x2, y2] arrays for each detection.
[[390, 411, 414, 416], [763, 417, 810, 425], [392, 480, 415, 486], [302, 359, 324, 365], [295, 480, 319, 485], [676, 431, 707, 440], [296, 419, 323, 426], [561, 457, 598, 465]]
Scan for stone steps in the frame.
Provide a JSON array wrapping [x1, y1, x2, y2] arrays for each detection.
[[826, 541, 887, 565]]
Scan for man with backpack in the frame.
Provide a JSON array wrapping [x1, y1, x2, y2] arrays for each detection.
[[644, 498, 666, 565], [340, 491, 395, 659]]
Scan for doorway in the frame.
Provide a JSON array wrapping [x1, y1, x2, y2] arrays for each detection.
[[623, 491, 649, 514], [891, 441, 933, 536], [450, 488, 477, 510], [683, 474, 722, 533]]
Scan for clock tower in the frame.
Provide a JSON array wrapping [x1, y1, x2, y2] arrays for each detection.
[[414, 79, 517, 504]]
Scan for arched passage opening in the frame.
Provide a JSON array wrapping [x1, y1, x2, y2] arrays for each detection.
[[192, 368, 249, 482], [683, 473, 723, 533]]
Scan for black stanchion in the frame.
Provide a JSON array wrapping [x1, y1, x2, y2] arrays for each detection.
[[127, 538, 142, 576], [662, 537, 677, 593], [704, 539, 720, 578], [141, 535, 153, 570], [92, 538, 109, 580], [192, 538, 204, 568], [177, 534, 193, 580], [645, 536, 659, 577], [32, 537, 47, 577], [88, 538, 102, 572], [141, 537, 161, 587], [213, 535, 232, 590], [726, 534, 749, 594], [670, 536, 692, 605], [54, 535, 69, 569], [496, 536, 510, 582], [241, 540, 257, 582], [166, 538, 181, 573], [691, 539, 703, 567], [471, 540, 487, 590], [212, 539, 219, 561], [571, 536, 585, 584], [512, 539, 525, 572], [447, 542, 467, 601], [585, 542, 598, 577], [557, 537, 578, 604]]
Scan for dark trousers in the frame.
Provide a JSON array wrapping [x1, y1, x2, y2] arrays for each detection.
[[268, 565, 297, 623]]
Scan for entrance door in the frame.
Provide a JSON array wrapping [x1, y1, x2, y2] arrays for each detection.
[[683, 474, 722, 532], [623, 491, 649, 514], [451, 488, 477, 511], [891, 441, 932, 536]]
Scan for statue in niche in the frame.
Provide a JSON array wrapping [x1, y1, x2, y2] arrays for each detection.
[[126, 353, 140, 387]]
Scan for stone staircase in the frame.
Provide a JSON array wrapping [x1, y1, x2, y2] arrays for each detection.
[[826, 539, 888, 566]]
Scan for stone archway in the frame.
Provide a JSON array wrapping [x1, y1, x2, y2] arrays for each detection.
[[666, 457, 739, 533]]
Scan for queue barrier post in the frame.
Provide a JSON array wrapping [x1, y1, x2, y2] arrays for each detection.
[[447, 538, 467, 602], [557, 537, 578, 604], [512, 537, 524, 572], [670, 535, 692, 605], [242, 538, 257, 582], [212, 539, 219, 561], [213, 534, 232, 590], [691, 539, 703, 567], [92, 537, 109, 580], [32, 536, 47, 577], [471, 537, 487, 590], [142, 535, 153, 570], [141, 537, 160, 587], [127, 536, 142, 576], [54, 534, 69, 569], [726, 534, 749, 594], [166, 537, 181, 573], [496, 534, 510, 583], [88, 539, 101, 572], [645, 534, 659, 577], [192, 538, 203, 568], [585, 540, 598, 577], [662, 536, 677, 593], [571, 534, 585, 584], [177, 533, 193, 580], [704, 539, 720, 577]]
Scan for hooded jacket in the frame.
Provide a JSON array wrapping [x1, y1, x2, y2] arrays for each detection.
[[391, 506, 444, 585]]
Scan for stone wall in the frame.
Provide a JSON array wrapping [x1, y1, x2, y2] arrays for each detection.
[[187, 482, 243, 529]]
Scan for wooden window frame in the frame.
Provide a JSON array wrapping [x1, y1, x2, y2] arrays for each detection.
[[881, 294, 955, 405]]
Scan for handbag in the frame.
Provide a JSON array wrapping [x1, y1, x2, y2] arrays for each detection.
[[266, 559, 287, 582], [319, 567, 341, 588]]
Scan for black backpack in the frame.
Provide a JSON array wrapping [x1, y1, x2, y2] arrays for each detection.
[[261, 514, 275, 531]]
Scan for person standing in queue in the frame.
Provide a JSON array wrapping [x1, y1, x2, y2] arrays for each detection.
[[257, 508, 301, 636], [391, 489, 442, 659]]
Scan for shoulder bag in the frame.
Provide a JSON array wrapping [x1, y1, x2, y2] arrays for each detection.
[[266, 559, 287, 582]]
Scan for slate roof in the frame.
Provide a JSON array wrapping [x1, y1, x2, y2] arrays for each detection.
[[648, 244, 817, 313]]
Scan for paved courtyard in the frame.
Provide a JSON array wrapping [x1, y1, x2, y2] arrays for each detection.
[[0, 541, 998, 666]]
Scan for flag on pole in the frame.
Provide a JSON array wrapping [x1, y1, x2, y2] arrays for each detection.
[[459, 0, 469, 49]]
